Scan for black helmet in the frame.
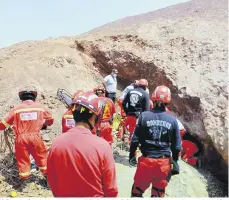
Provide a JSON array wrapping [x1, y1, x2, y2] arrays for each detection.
[[18, 90, 37, 101]]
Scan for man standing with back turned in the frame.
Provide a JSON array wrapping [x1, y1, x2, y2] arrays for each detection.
[[0, 90, 54, 182], [122, 79, 150, 142], [47, 91, 118, 197], [129, 85, 181, 197]]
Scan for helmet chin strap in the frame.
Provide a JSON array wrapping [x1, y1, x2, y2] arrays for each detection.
[[86, 119, 94, 130], [154, 101, 166, 111]]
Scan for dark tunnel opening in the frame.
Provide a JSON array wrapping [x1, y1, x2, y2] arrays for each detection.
[[182, 131, 204, 157]]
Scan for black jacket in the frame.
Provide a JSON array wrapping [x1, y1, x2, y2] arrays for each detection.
[[122, 87, 150, 117], [129, 108, 181, 161]]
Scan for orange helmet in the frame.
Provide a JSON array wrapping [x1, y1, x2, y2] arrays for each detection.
[[138, 79, 148, 87], [151, 85, 171, 103], [93, 87, 105, 97], [72, 90, 84, 100], [71, 91, 105, 123]]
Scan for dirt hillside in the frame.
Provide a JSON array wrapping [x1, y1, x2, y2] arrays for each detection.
[[75, 0, 228, 183], [0, 0, 228, 197]]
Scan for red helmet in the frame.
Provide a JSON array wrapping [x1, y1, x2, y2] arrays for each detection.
[[151, 85, 171, 103], [71, 91, 105, 121], [72, 90, 84, 100], [138, 79, 148, 87], [93, 87, 105, 97]]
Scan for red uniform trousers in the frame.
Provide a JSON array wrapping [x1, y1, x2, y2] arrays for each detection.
[[16, 133, 48, 179], [117, 117, 127, 140], [99, 121, 113, 146], [132, 156, 171, 197], [126, 116, 137, 141], [117, 99, 126, 118]]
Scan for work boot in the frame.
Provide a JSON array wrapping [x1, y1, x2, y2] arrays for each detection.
[[20, 177, 32, 193], [39, 176, 49, 188], [129, 157, 138, 167]]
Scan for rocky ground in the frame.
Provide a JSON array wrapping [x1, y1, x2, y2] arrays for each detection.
[[0, 143, 227, 198], [0, 0, 227, 197]]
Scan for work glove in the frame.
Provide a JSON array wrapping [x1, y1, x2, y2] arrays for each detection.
[[171, 160, 180, 175], [129, 156, 138, 167]]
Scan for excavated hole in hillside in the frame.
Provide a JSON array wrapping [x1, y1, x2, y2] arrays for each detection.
[[76, 43, 228, 184]]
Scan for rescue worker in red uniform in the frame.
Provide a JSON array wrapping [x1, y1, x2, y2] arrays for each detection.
[[129, 85, 181, 197], [122, 79, 150, 142], [62, 90, 84, 133], [181, 140, 199, 166], [47, 91, 118, 197], [176, 118, 199, 166], [165, 108, 199, 166], [0, 90, 54, 180], [94, 87, 116, 146]]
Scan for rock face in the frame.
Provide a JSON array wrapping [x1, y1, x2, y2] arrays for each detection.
[[0, 0, 227, 183], [74, 0, 228, 182]]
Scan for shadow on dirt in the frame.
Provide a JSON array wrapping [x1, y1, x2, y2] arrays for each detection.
[[197, 165, 228, 197], [197, 151, 228, 197], [113, 149, 130, 167]]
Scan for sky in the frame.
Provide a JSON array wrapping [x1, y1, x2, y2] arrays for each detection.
[[0, 0, 189, 48]]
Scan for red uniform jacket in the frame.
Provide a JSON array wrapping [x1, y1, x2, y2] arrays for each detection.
[[101, 97, 116, 122], [47, 126, 118, 197], [0, 100, 53, 135], [62, 109, 75, 133]]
